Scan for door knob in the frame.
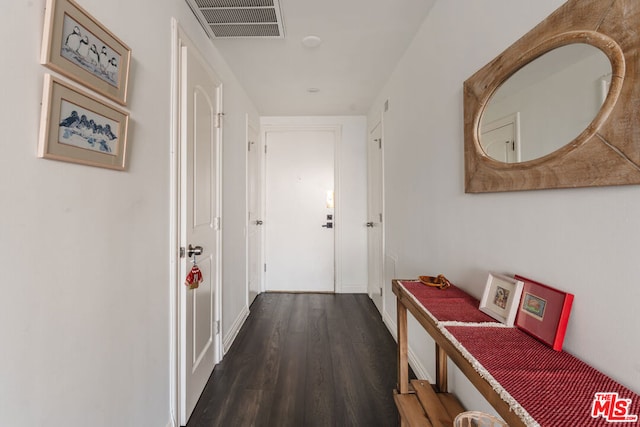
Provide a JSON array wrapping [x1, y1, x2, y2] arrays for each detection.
[[366, 222, 374, 227], [321, 222, 333, 229], [255, 220, 263, 225], [187, 244, 203, 257]]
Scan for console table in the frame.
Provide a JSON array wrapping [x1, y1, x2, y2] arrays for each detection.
[[392, 279, 640, 427]]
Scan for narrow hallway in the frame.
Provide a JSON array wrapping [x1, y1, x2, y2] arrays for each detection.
[[186, 293, 400, 426]]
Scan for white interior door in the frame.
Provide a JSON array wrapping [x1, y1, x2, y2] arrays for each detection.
[[481, 113, 520, 163], [179, 40, 222, 425], [367, 122, 383, 312], [247, 122, 263, 304], [265, 130, 335, 292]]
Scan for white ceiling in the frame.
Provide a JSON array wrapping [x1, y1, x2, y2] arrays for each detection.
[[208, 0, 437, 116]]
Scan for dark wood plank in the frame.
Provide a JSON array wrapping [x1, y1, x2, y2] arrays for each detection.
[[303, 307, 336, 426], [186, 293, 400, 427]]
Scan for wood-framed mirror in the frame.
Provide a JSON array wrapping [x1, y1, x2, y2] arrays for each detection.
[[464, 0, 640, 193]]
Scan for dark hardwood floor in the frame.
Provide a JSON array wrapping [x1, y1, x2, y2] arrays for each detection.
[[186, 293, 401, 427]]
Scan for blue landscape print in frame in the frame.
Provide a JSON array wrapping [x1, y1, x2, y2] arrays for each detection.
[[58, 99, 119, 154]]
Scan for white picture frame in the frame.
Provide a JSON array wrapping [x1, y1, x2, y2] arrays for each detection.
[[479, 273, 524, 326]]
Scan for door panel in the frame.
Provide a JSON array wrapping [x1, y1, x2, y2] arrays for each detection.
[[179, 41, 221, 425], [265, 130, 335, 292], [247, 123, 263, 304], [367, 122, 383, 312], [192, 255, 213, 366]]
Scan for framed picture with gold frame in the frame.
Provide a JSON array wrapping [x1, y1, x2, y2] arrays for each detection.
[[41, 0, 131, 105], [38, 74, 129, 171], [479, 273, 524, 326]]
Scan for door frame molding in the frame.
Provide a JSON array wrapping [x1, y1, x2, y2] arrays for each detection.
[[169, 19, 223, 426], [261, 124, 343, 292]]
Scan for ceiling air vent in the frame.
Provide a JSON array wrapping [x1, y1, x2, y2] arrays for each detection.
[[186, 0, 285, 38]]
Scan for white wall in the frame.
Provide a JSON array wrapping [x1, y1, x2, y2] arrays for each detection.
[[369, 0, 640, 416], [0, 1, 257, 426], [261, 116, 368, 293]]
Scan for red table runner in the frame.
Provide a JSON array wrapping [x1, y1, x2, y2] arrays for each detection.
[[399, 280, 497, 323], [397, 280, 640, 426], [444, 326, 640, 427]]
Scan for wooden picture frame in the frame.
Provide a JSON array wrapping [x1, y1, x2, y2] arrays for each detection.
[[38, 74, 129, 171], [514, 275, 574, 351], [463, 0, 640, 192], [41, 0, 131, 105], [479, 273, 524, 326]]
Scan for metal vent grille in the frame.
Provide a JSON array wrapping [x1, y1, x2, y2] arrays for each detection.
[[187, 0, 285, 38]]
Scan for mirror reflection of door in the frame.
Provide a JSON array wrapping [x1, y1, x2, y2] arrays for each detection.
[[481, 113, 520, 163]]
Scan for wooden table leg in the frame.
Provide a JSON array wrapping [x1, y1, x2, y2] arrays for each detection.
[[397, 298, 409, 394], [436, 343, 448, 393]]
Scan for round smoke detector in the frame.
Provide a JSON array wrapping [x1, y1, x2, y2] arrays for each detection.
[[302, 35, 322, 48]]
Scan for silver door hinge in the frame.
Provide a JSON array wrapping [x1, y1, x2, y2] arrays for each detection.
[[215, 112, 224, 128], [264, 263, 267, 272], [215, 320, 220, 335], [264, 145, 267, 154]]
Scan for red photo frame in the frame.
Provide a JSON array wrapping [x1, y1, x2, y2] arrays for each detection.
[[514, 275, 574, 351]]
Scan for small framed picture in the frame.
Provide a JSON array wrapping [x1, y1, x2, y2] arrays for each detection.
[[41, 0, 131, 105], [38, 74, 129, 170], [515, 275, 574, 351], [479, 273, 524, 326]]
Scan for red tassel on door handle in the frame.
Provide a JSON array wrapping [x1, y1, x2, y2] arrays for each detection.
[[185, 264, 203, 289]]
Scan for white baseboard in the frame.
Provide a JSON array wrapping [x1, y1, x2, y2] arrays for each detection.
[[223, 305, 250, 354], [383, 307, 433, 383], [339, 283, 367, 293]]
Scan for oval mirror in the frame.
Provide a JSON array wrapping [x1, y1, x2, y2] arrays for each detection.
[[479, 43, 612, 163]]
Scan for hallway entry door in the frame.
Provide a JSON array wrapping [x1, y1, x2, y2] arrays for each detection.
[[265, 129, 336, 292], [177, 32, 222, 426]]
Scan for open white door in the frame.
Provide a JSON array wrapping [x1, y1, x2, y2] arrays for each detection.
[[481, 113, 520, 163], [367, 121, 383, 312], [176, 30, 222, 426], [247, 121, 263, 304], [265, 129, 336, 292]]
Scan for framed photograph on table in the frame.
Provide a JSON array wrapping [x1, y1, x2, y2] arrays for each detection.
[[515, 275, 574, 351], [41, 0, 131, 105], [479, 273, 524, 326], [38, 74, 129, 171]]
